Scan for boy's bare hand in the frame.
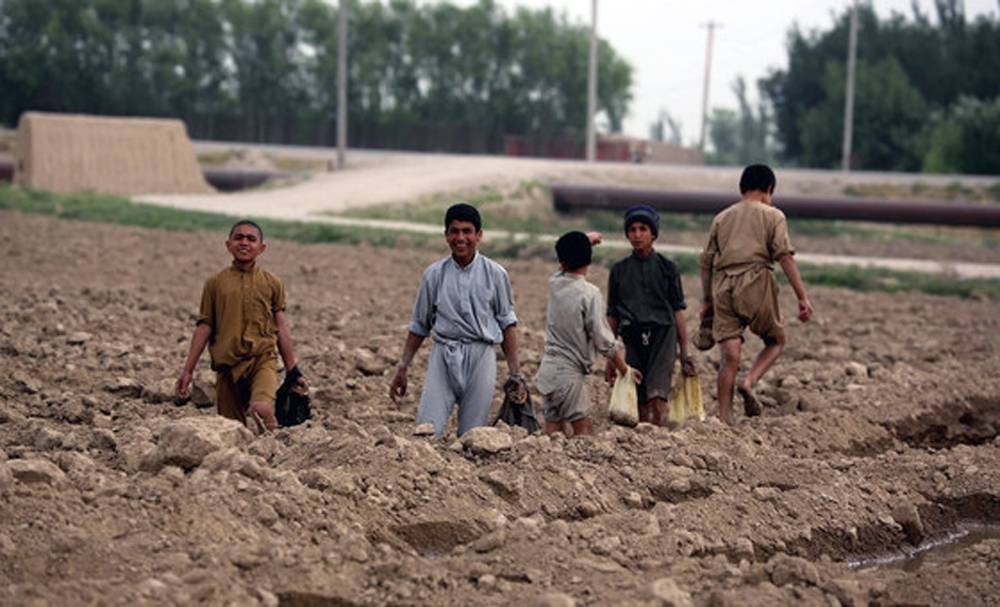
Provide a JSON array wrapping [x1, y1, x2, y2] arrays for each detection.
[[629, 367, 643, 385], [700, 304, 713, 321], [681, 356, 697, 376], [797, 297, 814, 322], [604, 359, 617, 384], [390, 366, 408, 402], [175, 371, 192, 399], [586, 231, 603, 245]]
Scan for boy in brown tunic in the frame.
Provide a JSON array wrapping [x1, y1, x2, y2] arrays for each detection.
[[175, 220, 305, 430], [699, 164, 813, 425]]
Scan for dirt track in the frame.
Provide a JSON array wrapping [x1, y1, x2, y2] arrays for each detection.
[[2, 209, 999, 606]]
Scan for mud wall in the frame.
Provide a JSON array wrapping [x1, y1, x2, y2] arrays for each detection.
[[14, 112, 213, 196]]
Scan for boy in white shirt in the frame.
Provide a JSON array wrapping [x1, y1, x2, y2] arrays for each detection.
[[534, 231, 640, 437]]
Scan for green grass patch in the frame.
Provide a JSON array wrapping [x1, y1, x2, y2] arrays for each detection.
[[4, 184, 995, 300], [844, 180, 999, 203], [787, 263, 1000, 299], [0, 184, 423, 248]]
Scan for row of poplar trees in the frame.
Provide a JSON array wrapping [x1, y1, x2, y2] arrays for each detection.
[[0, 0, 633, 153]]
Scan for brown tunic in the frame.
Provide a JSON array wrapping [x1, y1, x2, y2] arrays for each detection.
[[700, 200, 795, 342], [197, 263, 286, 378]]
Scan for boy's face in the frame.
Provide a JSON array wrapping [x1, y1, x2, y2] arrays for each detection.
[[226, 224, 266, 264], [626, 221, 655, 254], [446, 220, 482, 263]]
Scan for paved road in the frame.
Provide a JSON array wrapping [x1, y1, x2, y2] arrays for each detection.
[[136, 144, 1000, 279]]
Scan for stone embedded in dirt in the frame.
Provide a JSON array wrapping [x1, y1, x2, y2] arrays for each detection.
[[354, 348, 388, 376], [730, 537, 756, 561], [471, 529, 507, 553], [528, 592, 577, 607], [413, 423, 436, 436], [145, 378, 181, 404], [767, 553, 821, 587], [33, 427, 65, 450], [461, 427, 513, 455], [88, 428, 118, 452], [479, 469, 523, 500], [591, 535, 622, 556], [104, 376, 143, 397], [298, 468, 358, 497], [65, 331, 93, 345], [823, 578, 866, 607], [780, 376, 803, 389], [844, 362, 868, 377], [201, 448, 270, 481], [753, 486, 782, 502], [0, 465, 13, 494], [144, 416, 253, 472], [6, 458, 67, 485], [891, 500, 925, 545], [649, 577, 694, 607], [12, 371, 41, 395], [189, 383, 214, 408]]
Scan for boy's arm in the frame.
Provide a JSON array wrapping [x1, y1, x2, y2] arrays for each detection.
[[500, 324, 521, 377], [390, 331, 426, 401], [699, 262, 714, 321], [275, 310, 304, 376], [778, 254, 814, 322], [675, 309, 696, 376], [176, 323, 212, 398]]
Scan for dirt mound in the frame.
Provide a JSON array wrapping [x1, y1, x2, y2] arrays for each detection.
[[14, 112, 212, 196], [1, 210, 998, 605]]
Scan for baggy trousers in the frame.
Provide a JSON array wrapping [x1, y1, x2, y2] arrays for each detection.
[[417, 339, 496, 437]]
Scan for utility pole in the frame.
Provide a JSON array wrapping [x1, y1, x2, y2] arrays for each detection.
[[698, 21, 720, 153], [337, 0, 348, 170], [841, 0, 859, 172], [585, 0, 598, 162]]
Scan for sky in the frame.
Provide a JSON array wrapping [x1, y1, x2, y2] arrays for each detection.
[[447, 0, 999, 146]]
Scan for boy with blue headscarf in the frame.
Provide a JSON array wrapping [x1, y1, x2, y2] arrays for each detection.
[[606, 205, 695, 426]]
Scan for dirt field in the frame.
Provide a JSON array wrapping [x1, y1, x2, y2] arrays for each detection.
[[2, 209, 999, 606]]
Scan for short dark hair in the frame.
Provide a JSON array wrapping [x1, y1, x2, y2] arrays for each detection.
[[739, 164, 776, 195], [229, 219, 264, 241], [555, 231, 592, 271], [444, 203, 482, 232]]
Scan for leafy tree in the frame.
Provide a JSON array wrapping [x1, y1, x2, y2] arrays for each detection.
[[760, 1, 1000, 171], [649, 109, 682, 145], [924, 96, 1000, 174], [0, 0, 635, 151], [798, 58, 928, 171], [706, 76, 773, 166]]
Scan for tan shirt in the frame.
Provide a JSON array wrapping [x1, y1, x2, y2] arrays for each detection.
[[197, 263, 286, 371], [535, 272, 617, 394], [699, 199, 795, 276]]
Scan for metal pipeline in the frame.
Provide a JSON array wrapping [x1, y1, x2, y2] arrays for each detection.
[[0, 159, 291, 192], [551, 183, 1000, 228]]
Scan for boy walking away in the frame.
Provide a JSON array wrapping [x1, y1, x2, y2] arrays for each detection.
[[176, 220, 307, 431], [699, 164, 814, 425], [606, 206, 696, 426], [535, 231, 641, 437], [389, 203, 522, 437]]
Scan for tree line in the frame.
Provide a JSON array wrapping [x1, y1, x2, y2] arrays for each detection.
[[707, 0, 1000, 174], [0, 0, 633, 153]]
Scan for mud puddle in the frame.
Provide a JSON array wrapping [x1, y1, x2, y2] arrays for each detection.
[[850, 523, 1000, 571]]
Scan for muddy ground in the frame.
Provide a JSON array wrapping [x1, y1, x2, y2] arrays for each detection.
[[1, 209, 999, 606]]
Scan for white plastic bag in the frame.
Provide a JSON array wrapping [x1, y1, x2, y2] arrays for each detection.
[[609, 370, 639, 427]]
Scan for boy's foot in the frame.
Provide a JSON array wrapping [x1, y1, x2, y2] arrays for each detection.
[[737, 385, 762, 417]]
